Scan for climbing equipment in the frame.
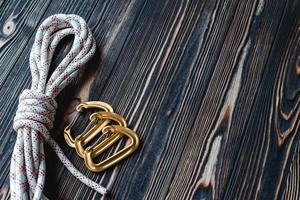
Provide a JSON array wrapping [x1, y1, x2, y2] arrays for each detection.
[[11, 14, 105, 199], [64, 101, 140, 173]]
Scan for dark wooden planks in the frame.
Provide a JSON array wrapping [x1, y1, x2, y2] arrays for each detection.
[[0, 0, 52, 87], [0, 0, 299, 199]]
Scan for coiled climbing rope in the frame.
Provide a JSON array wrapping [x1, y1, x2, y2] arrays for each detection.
[[10, 14, 107, 199]]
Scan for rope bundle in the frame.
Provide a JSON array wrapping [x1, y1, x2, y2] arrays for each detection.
[[10, 14, 107, 199]]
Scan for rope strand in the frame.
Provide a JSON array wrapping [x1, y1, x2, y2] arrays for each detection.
[[10, 14, 107, 199]]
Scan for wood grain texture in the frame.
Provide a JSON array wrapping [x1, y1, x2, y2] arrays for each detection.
[[0, 0, 299, 199]]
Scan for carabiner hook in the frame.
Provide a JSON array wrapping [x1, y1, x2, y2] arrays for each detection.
[[64, 101, 113, 149]]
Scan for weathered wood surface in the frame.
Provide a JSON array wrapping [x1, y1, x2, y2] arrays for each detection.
[[0, 0, 300, 199]]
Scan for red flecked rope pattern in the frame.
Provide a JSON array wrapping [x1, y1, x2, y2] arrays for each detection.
[[10, 14, 107, 199]]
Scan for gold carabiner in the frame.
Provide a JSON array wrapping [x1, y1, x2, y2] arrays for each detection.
[[84, 125, 140, 172], [74, 112, 127, 157], [64, 101, 113, 149], [64, 101, 140, 173]]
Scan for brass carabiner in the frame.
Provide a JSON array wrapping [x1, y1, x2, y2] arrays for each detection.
[[74, 112, 127, 158], [64, 101, 140, 173], [64, 101, 113, 149], [84, 125, 140, 172]]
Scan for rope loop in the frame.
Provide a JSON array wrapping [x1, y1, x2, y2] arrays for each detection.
[[10, 14, 106, 200], [29, 14, 96, 97]]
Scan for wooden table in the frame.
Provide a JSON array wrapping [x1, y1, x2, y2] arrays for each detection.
[[0, 0, 299, 199]]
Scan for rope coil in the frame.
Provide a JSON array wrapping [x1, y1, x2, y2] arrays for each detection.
[[10, 14, 107, 199]]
